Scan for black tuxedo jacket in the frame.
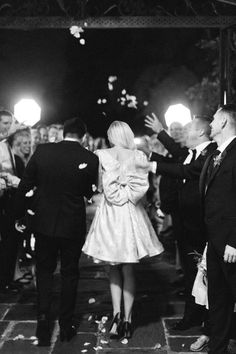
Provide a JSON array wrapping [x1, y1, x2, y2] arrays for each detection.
[[14, 141, 99, 239], [152, 141, 217, 246], [150, 130, 188, 213], [200, 138, 236, 254]]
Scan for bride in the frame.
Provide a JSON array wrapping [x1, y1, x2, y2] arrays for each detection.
[[82, 121, 163, 339]]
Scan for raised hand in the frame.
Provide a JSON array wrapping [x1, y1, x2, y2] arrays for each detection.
[[145, 113, 164, 134]]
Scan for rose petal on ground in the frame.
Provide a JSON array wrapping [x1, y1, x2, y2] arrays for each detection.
[[84, 342, 90, 346], [101, 316, 108, 323], [154, 343, 161, 349], [100, 339, 108, 344], [93, 346, 103, 351]]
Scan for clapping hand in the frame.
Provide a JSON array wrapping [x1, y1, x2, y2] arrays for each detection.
[[145, 113, 164, 134], [224, 245, 236, 263]]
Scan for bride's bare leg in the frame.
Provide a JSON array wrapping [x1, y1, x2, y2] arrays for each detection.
[[122, 264, 135, 322], [109, 265, 122, 316]]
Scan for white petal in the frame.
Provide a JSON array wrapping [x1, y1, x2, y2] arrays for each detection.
[[74, 32, 81, 38], [84, 342, 90, 346], [101, 316, 108, 323], [121, 89, 126, 95], [88, 298, 96, 304], [108, 83, 113, 91], [100, 339, 108, 344], [102, 99, 107, 104], [121, 338, 128, 344], [80, 39, 85, 45]]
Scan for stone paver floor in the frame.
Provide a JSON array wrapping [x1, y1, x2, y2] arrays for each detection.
[[1, 196, 234, 353]]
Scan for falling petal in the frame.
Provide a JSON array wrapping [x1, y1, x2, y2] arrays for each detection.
[[182, 343, 185, 347], [30, 336, 37, 340], [143, 101, 149, 106], [77, 27, 84, 33], [81, 350, 88, 353], [117, 98, 120, 102], [97, 99, 102, 104], [84, 342, 90, 346], [27, 209, 35, 216], [70, 25, 80, 34], [121, 97, 126, 102], [80, 39, 85, 45], [108, 83, 113, 91], [108, 75, 117, 83], [74, 32, 81, 38], [102, 99, 107, 104], [88, 315, 93, 321], [121, 338, 128, 344], [88, 298, 96, 304], [25, 190, 34, 197], [121, 89, 126, 95], [84, 22, 88, 27], [120, 102, 125, 106], [32, 340, 38, 345], [101, 328, 106, 333], [95, 320, 100, 324]]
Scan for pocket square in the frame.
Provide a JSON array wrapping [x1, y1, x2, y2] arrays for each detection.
[[78, 163, 87, 169]]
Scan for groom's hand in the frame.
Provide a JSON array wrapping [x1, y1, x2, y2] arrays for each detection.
[[224, 245, 236, 263], [145, 113, 164, 134]]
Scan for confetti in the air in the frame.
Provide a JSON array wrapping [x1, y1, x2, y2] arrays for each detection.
[[108, 82, 113, 91], [80, 38, 85, 45], [143, 101, 149, 106], [84, 342, 90, 346], [88, 298, 96, 304], [102, 99, 107, 104], [70, 26, 84, 38], [121, 89, 127, 95], [108, 76, 117, 83]]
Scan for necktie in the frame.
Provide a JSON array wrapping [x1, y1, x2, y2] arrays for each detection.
[[206, 150, 220, 185], [190, 149, 196, 163]]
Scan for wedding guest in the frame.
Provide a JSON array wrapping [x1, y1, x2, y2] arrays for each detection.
[[11, 129, 32, 166], [48, 124, 59, 143], [14, 117, 98, 346], [145, 113, 216, 330], [31, 128, 41, 153], [0, 110, 25, 292], [200, 104, 236, 354], [82, 121, 164, 340], [38, 125, 48, 144]]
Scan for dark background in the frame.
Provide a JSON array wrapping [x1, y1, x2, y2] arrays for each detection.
[[0, 27, 217, 136]]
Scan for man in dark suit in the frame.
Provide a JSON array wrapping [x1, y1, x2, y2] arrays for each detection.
[[145, 114, 216, 330], [14, 118, 99, 346], [200, 104, 236, 354]]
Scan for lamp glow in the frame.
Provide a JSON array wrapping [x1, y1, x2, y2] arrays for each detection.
[[165, 104, 191, 127], [14, 99, 41, 127]]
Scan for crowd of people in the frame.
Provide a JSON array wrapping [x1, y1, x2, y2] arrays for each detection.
[[0, 105, 236, 354]]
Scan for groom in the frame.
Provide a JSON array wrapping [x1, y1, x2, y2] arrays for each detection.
[[14, 117, 99, 346]]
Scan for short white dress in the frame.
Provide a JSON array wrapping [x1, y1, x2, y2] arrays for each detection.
[[82, 149, 164, 264]]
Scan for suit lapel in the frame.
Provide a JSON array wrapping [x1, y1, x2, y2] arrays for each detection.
[[205, 138, 236, 193], [199, 154, 212, 197]]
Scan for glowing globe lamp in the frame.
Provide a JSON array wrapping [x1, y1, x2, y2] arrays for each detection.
[[14, 99, 41, 127], [165, 104, 191, 127]]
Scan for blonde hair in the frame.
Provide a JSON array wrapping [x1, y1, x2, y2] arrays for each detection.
[[107, 121, 135, 150]]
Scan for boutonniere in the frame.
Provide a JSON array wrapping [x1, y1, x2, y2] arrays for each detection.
[[201, 149, 207, 157], [213, 154, 223, 167]]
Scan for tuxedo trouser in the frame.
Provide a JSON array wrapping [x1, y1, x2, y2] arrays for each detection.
[[35, 233, 84, 328], [207, 241, 236, 354], [0, 210, 19, 287]]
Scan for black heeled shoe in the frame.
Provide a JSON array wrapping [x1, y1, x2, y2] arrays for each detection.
[[60, 325, 77, 342], [109, 312, 122, 336], [121, 321, 132, 339]]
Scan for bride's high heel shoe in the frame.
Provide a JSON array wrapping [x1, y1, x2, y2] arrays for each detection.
[[109, 312, 122, 336]]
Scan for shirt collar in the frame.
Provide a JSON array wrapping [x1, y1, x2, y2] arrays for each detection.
[[64, 137, 80, 143], [217, 136, 236, 154], [194, 141, 212, 159]]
